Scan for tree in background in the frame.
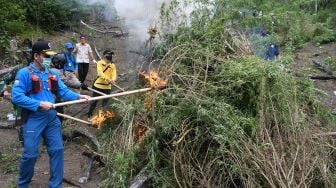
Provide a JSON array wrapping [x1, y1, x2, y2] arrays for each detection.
[[0, 0, 90, 51]]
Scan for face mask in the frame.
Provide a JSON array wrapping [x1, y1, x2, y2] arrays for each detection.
[[42, 58, 52, 68], [106, 55, 112, 61]]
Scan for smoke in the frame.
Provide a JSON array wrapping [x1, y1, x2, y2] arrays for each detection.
[[114, 0, 169, 41], [83, 0, 169, 42]]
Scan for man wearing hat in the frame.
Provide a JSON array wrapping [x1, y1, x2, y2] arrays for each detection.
[[73, 35, 96, 83], [63, 42, 78, 77], [88, 49, 116, 118], [11, 40, 90, 188]]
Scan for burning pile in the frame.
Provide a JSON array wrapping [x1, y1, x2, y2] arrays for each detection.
[[89, 110, 115, 129], [139, 69, 167, 110], [139, 69, 167, 89]]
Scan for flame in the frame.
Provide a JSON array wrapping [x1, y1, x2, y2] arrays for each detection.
[[89, 110, 115, 129], [134, 123, 148, 144], [139, 69, 167, 89]]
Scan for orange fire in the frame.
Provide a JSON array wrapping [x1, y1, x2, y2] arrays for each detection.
[[139, 69, 167, 89], [89, 110, 115, 129], [134, 123, 148, 144]]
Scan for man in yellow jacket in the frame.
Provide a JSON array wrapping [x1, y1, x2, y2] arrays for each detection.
[[88, 50, 116, 118]]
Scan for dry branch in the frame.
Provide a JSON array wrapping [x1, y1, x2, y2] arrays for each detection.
[[78, 156, 95, 184], [62, 128, 101, 151], [129, 166, 149, 188], [63, 177, 82, 187], [312, 59, 334, 75], [309, 75, 336, 80], [80, 20, 127, 37]]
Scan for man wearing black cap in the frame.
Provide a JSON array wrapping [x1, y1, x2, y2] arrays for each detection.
[[73, 35, 96, 83], [11, 40, 90, 188]]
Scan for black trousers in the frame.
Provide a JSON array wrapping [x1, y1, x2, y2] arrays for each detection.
[[78, 63, 89, 83], [88, 85, 111, 117]]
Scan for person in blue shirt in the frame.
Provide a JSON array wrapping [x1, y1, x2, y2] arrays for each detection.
[[264, 43, 280, 61], [63, 42, 78, 77], [11, 40, 90, 188]]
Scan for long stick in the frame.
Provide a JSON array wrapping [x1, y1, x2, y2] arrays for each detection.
[[87, 87, 121, 101], [112, 82, 125, 91], [54, 88, 152, 108], [57, 113, 92, 125], [88, 87, 106, 96], [90, 87, 120, 101]]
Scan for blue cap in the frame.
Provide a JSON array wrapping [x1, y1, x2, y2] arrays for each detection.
[[65, 42, 73, 49]]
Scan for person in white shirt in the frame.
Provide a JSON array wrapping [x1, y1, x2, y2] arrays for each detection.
[[73, 35, 96, 83]]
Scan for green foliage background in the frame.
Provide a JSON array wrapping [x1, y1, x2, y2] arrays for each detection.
[[0, 0, 89, 51], [99, 0, 336, 187]]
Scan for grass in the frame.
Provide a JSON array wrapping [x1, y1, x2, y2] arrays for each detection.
[[97, 0, 336, 187]]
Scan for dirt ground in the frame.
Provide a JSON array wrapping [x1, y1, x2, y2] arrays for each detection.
[[293, 42, 336, 110]]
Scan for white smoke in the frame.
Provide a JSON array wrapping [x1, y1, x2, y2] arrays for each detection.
[[82, 0, 169, 41], [114, 0, 169, 41], [82, 0, 213, 42]]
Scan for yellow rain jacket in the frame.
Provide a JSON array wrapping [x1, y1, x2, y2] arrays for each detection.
[[93, 59, 117, 90]]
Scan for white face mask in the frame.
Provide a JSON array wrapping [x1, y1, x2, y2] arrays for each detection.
[[42, 58, 52, 68]]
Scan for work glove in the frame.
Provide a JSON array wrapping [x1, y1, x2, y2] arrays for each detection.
[[80, 83, 89, 90]]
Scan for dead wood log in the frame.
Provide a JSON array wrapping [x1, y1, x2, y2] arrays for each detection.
[[312, 59, 334, 75], [309, 75, 336, 80], [62, 128, 101, 151], [129, 166, 150, 188], [80, 20, 127, 37], [82, 150, 105, 166], [78, 155, 95, 184], [78, 149, 105, 184], [63, 177, 82, 187]]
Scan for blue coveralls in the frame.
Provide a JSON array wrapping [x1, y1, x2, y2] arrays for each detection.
[[63, 52, 77, 72], [12, 63, 79, 188]]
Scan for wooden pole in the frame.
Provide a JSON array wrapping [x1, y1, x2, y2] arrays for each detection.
[[112, 82, 125, 91], [88, 87, 107, 96], [54, 88, 152, 108], [57, 113, 92, 125], [87, 87, 120, 101]]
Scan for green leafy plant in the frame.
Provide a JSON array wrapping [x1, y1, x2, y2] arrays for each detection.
[[325, 56, 336, 71]]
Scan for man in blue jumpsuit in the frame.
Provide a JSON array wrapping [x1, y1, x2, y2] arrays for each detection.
[[63, 42, 78, 77], [12, 40, 90, 188]]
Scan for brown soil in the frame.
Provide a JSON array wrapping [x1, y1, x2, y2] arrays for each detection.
[[293, 42, 336, 110]]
